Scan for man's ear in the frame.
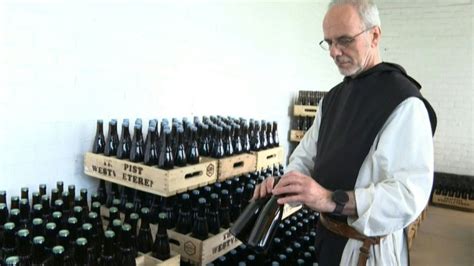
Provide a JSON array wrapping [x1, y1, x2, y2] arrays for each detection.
[[371, 26, 381, 48]]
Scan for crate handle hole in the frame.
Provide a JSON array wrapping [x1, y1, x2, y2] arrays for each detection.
[[169, 238, 181, 246], [265, 154, 277, 160], [304, 108, 317, 113], [185, 171, 203, 179], [233, 161, 244, 168]]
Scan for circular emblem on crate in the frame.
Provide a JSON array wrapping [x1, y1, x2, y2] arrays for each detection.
[[184, 241, 196, 255], [206, 164, 215, 177]]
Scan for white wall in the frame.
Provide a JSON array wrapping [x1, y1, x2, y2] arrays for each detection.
[[0, 0, 339, 200], [377, 0, 473, 175], [1, 0, 472, 202]]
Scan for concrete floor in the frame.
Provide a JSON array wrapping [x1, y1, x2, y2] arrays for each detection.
[[410, 205, 474, 266]]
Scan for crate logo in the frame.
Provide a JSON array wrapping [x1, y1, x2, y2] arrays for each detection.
[[212, 231, 237, 254], [184, 241, 196, 255], [206, 164, 215, 177]]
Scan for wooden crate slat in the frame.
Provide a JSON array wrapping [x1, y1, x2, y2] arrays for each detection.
[[207, 153, 257, 181], [290, 130, 306, 142], [136, 252, 180, 266], [432, 194, 474, 212], [293, 105, 318, 117], [168, 228, 241, 265], [253, 147, 284, 171], [84, 152, 217, 197]]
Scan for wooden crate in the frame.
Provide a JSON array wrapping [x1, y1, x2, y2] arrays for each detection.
[[84, 153, 218, 197], [290, 130, 306, 142], [293, 105, 318, 117], [203, 153, 256, 181], [252, 147, 284, 171], [168, 228, 241, 265], [135, 251, 180, 266], [432, 193, 474, 212]]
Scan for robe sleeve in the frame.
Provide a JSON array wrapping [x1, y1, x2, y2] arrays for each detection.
[[285, 98, 323, 177], [348, 97, 434, 236]]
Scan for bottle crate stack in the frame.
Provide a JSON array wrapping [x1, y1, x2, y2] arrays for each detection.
[[431, 172, 474, 212], [290, 90, 326, 143], [84, 115, 292, 265]]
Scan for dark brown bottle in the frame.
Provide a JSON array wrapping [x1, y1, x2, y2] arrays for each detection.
[[31, 236, 47, 266], [249, 121, 261, 151], [241, 123, 251, 153], [175, 193, 192, 234], [260, 121, 268, 150], [191, 198, 208, 240], [17, 229, 31, 265], [159, 129, 174, 170], [130, 123, 144, 162], [232, 124, 243, 154], [187, 126, 200, 165], [116, 119, 131, 159], [92, 120, 106, 154], [99, 230, 117, 266], [229, 196, 270, 245], [66, 217, 79, 247], [152, 213, 170, 261], [207, 193, 221, 235], [10, 196, 20, 210], [137, 207, 153, 253], [118, 224, 136, 266], [223, 126, 234, 157], [74, 238, 92, 266], [230, 187, 243, 223], [52, 245, 66, 266], [19, 199, 30, 229], [272, 122, 279, 147], [219, 190, 231, 229], [198, 124, 210, 157], [57, 230, 72, 264], [211, 127, 224, 159], [104, 119, 119, 156], [174, 127, 187, 167], [144, 126, 159, 166], [0, 190, 6, 204], [56, 181, 64, 195], [2, 223, 16, 261], [128, 213, 139, 258]]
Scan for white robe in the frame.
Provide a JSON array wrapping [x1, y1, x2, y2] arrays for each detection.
[[286, 97, 434, 266]]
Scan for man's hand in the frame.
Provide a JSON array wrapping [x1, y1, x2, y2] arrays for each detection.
[[252, 176, 276, 200], [271, 171, 335, 213]]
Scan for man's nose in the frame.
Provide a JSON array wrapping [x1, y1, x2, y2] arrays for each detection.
[[329, 43, 343, 58]]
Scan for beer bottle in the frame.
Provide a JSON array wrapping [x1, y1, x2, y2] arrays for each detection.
[[175, 127, 187, 167], [223, 126, 234, 157], [10, 196, 20, 210], [118, 224, 136, 266], [52, 245, 66, 266], [241, 123, 251, 153], [260, 121, 268, 150], [191, 198, 209, 240], [199, 124, 210, 157], [31, 236, 47, 266], [249, 121, 261, 151], [230, 187, 243, 223], [219, 190, 231, 229], [17, 229, 31, 265], [92, 120, 106, 154], [66, 218, 79, 247], [38, 184, 47, 197], [144, 126, 159, 166], [241, 184, 255, 209], [207, 193, 221, 235], [229, 195, 270, 245], [45, 222, 58, 254], [266, 122, 274, 148], [176, 193, 192, 234], [104, 119, 119, 156], [32, 192, 41, 207], [19, 199, 30, 229], [210, 127, 224, 159], [0, 190, 6, 204], [232, 124, 243, 155], [9, 209, 20, 231], [99, 230, 117, 266], [57, 230, 72, 264], [56, 181, 64, 195], [4, 256, 20, 266], [40, 195, 51, 223], [187, 127, 200, 165], [82, 223, 99, 264], [116, 119, 131, 160], [152, 213, 170, 261], [2, 223, 16, 260], [128, 213, 139, 258], [88, 212, 103, 248], [130, 122, 145, 162], [137, 207, 153, 253], [80, 189, 89, 213], [159, 128, 174, 170], [74, 238, 92, 266]]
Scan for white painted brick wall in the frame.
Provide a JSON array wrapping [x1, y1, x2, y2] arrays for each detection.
[[377, 0, 473, 175]]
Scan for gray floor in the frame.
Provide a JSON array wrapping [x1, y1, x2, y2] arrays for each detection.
[[410, 205, 474, 266]]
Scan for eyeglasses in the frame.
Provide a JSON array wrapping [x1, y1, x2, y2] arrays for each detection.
[[319, 27, 372, 51]]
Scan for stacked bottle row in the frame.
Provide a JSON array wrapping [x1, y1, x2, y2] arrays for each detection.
[[292, 116, 314, 131], [209, 207, 319, 266], [0, 182, 172, 265], [92, 116, 280, 169], [295, 90, 326, 106], [432, 173, 474, 200], [99, 165, 284, 240]]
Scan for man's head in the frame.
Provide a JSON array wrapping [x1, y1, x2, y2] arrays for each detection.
[[321, 0, 382, 77]]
